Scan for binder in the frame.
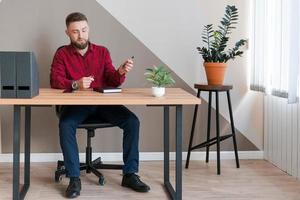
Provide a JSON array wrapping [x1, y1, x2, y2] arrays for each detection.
[[0, 51, 39, 98], [0, 52, 17, 98], [16, 52, 39, 98]]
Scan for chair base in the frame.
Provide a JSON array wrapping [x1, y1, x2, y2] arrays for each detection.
[[55, 157, 123, 185]]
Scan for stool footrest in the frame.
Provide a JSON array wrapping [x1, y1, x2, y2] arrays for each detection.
[[190, 134, 234, 151]]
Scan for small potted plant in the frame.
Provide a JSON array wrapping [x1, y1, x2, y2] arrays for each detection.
[[197, 5, 247, 85], [144, 65, 175, 97]]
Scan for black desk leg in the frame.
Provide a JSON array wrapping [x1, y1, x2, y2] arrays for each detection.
[[13, 105, 21, 200], [164, 105, 182, 200], [186, 90, 200, 168], [24, 106, 31, 188], [163, 106, 170, 184], [175, 105, 182, 200], [206, 91, 212, 163], [13, 105, 31, 200], [227, 91, 240, 168], [215, 92, 221, 175]]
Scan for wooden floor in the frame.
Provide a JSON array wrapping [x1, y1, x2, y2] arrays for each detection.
[[1, 160, 300, 200]]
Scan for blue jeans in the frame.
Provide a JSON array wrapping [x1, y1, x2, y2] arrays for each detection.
[[58, 105, 140, 177]]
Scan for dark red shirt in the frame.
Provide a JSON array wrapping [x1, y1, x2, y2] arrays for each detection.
[[50, 43, 125, 89]]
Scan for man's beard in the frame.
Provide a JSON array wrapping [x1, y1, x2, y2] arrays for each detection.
[[71, 39, 89, 50]]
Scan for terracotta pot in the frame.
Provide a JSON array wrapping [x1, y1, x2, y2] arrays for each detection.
[[203, 62, 227, 85]]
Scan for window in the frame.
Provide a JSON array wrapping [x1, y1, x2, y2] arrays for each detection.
[[251, 0, 300, 103]]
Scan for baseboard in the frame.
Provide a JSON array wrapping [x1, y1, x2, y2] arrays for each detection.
[[0, 151, 263, 162]]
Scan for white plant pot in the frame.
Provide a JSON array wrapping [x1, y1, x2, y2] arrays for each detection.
[[152, 87, 165, 97]]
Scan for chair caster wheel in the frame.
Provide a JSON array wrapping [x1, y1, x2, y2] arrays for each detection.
[[57, 161, 65, 171], [55, 171, 62, 182], [98, 176, 105, 186]]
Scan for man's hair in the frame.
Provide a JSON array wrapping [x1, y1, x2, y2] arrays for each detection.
[[65, 12, 88, 27]]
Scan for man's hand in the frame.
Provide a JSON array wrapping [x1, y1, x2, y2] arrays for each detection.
[[77, 76, 94, 89], [118, 58, 134, 75]]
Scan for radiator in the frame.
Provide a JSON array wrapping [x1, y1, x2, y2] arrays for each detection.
[[264, 95, 300, 178]]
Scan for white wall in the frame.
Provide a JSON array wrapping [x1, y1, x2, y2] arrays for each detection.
[[0, 0, 207, 153], [96, 0, 264, 149]]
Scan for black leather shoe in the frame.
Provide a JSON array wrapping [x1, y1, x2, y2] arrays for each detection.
[[122, 173, 150, 192], [66, 178, 81, 198]]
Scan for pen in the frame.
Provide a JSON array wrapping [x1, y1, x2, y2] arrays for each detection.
[[122, 56, 134, 68]]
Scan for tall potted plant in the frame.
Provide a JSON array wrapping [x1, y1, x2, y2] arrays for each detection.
[[197, 5, 247, 85], [144, 65, 175, 97]]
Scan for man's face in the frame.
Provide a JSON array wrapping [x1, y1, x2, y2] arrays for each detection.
[[66, 20, 89, 49]]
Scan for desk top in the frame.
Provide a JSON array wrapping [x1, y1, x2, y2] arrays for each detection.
[[0, 88, 201, 105]]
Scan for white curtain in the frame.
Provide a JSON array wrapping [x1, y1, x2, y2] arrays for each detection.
[[251, 0, 300, 103]]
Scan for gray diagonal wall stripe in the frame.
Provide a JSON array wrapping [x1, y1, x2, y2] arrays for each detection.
[[0, 0, 257, 153]]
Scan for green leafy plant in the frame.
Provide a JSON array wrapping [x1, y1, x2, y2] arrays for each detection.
[[144, 65, 175, 87], [197, 5, 247, 63]]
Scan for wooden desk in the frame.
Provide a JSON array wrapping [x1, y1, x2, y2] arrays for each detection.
[[0, 88, 201, 200]]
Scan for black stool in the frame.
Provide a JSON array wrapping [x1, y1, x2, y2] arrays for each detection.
[[185, 84, 240, 174]]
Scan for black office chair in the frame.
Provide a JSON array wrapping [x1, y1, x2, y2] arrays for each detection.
[[54, 106, 123, 185]]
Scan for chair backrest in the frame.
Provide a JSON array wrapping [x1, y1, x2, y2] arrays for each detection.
[[55, 105, 62, 118], [55, 105, 115, 129]]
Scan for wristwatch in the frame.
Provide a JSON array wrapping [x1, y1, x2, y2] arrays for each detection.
[[71, 80, 79, 90]]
